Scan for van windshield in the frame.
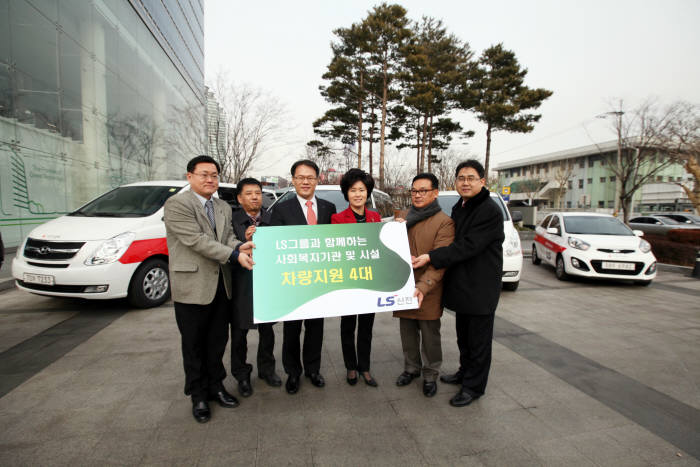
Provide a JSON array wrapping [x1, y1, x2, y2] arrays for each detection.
[[69, 185, 182, 217]]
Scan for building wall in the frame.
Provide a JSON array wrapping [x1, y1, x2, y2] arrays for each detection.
[[498, 149, 690, 212], [0, 0, 205, 247]]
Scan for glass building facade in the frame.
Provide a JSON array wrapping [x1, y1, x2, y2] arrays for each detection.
[[0, 0, 205, 247]]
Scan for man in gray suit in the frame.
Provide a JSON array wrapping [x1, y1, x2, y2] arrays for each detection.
[[164, 155, 254, 423]]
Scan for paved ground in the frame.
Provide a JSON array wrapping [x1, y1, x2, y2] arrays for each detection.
[[0, 262, 699, 466]]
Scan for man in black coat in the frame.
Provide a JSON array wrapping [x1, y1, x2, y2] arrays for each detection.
[[412, 159, 504, 407], [265, 160, 336, 394], [230, 178, 282, 397]]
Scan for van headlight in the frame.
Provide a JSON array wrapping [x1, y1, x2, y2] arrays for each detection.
[[85, 232, 135, 265], [639, 238, 651, 253], [567, 237, 590, 251], [504, 231, 521, 257]]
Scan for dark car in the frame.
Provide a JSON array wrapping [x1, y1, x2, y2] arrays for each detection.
[[628, 215, 700, 235], [656, 212, 700, 225]]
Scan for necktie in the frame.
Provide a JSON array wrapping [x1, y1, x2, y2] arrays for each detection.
[[205, 199, 216, 233], [306, 200, 317, 225]]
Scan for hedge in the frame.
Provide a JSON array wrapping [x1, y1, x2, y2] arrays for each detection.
[[643, 231, 698, 267]]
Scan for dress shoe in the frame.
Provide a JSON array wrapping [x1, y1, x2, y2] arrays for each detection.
[[440, 371, 464, 385], [238, 378, 253, 397], [259, 371, 282, 387], [307, 373, 325, 388], [209, 388, 240, 408], [192, 401, 211, 423], [423, 380, 437, 397], [285, 375, 300, 394], [396, 371, 420, 387], [360, 372, 378, 387], [450, 390, 479, 407], [346, 370, 358, 386]]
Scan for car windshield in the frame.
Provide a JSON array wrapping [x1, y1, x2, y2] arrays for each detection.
[[656, 217, 680, 225], [69, 185, 181, 217], [564, 216, 633, 235]]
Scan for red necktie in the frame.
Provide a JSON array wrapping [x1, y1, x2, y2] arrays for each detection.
[[306, 200, 317, 225]]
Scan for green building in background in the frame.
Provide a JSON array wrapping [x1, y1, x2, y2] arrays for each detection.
[[495, 140, 692, 214], [0, 0, 205, 247]]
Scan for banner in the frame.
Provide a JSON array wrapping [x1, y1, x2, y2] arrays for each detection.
[[252, 222, 417, 323]]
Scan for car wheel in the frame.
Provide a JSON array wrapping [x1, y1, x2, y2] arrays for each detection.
[[128, 258, 170, 308], [635, 280, 652, 287], [531, 244, 541, 265], [502, 281, 519, 291], [555, 255, 568, 281]]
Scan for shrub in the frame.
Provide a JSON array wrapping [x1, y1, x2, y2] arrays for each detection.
[[643, 233, 697, 267], [667, 229, 700, 246]]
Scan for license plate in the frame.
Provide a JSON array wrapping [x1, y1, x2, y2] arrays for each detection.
[[23, 273, 55, 285], [601, 262, 635, 271]]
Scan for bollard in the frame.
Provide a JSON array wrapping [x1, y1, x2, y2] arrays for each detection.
[[694, 249, 700, 279]]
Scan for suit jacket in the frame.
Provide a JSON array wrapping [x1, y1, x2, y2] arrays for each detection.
[[393, 210, 455, 320], [164, 190, 242, 305], [430, 187, 504, 315], [266, 196, 336, 227], [331, 207, 381, 224], [230, 208, 265, 329]]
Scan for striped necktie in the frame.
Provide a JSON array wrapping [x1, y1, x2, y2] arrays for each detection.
[[205, 199, 216, 233]]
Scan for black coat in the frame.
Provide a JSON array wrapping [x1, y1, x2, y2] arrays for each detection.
[[429, 187, 504, 315], [230, 208, 264, 329]]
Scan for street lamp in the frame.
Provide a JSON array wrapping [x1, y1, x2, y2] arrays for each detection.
[[597, 111, 624, 214]]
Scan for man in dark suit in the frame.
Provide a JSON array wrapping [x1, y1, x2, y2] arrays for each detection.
[[229, 177, 281, 397], [266, 160, 336, 394], [412, 159, 504, 407], [164, 155, 254, 423]]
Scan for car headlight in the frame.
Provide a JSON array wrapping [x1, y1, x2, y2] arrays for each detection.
[[567, 237, 590, 251], [85, 232, 135, 265], [639, 238, 651, 253], [504, 231, 521, 257]]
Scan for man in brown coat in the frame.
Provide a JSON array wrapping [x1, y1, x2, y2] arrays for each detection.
[[394, 173, 455, 397]]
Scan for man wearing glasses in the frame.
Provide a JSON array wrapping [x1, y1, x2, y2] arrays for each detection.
[[394, 173, 454, 398], [164, 155, 254, 423], [266, 159, 336, 394], [413, 160, 504, 407]]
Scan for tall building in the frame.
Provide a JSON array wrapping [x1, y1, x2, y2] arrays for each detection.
[[495, 141, 693, 213], [205, 86, 226, 163], [0, 0, 205, 247]]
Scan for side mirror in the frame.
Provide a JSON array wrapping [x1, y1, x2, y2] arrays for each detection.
[[511, 210, 523, 222], [633, 230, 644, 237], [546, 227, 559, 235]]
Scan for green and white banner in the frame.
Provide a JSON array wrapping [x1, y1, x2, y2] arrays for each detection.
[[252, 222, 417, 323]]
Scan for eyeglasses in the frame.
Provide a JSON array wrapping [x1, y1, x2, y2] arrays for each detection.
[[293, 176, 317, 182], [410, 188, 436, 196], [457, 176, 482, 183], [192, 172, 219, 180]]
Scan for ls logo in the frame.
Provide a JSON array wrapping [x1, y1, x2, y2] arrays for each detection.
[[377, 295, 397, 307], [377, 295, 414, 307]]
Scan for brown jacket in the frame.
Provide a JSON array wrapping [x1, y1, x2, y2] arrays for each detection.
[[394, 210, 455, 320]]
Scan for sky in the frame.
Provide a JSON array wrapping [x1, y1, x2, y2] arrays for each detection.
[[203, 0, 700, 178]]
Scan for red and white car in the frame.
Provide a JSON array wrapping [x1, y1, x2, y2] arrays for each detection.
[[532, 212, 657, 285], [12, 180, 242, 307]]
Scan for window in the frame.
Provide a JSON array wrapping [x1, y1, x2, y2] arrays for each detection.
[[610, 175, 616, 182], [566, 201, 572, 208], [541, 215, 552, 228], [578, 179, 583, 189], [567, 180, 572, 189], [656, 176, 663, 182], [587, 178, 592, 185], [579, 158, 585, 168], [668, 176, 674, 182], [549, 216, 561, 235], [677, 177, 682, 182], [600, 177, 606, 183], [607, 200, 614, 208], [598, 201, 605, 208], [600, 158, 606, 166]]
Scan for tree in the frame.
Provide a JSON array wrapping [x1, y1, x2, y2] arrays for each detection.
[[168, 73, 287, 182], [398, 17, 474, 173], [552, 160, 574, 209], [601, 99, 690, 222], [469, 44, 552, 176], [107, 113, 164, 183], [362, 3, 413, 188], [660, 101, 700, 215], [511, 178, 545, 206]]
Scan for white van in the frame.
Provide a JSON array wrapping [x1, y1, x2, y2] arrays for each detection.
[[12, 180, 246, 308], [437, 191, 523, 291]]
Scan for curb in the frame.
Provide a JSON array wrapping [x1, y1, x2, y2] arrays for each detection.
[[657, 262, 693, 275]]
